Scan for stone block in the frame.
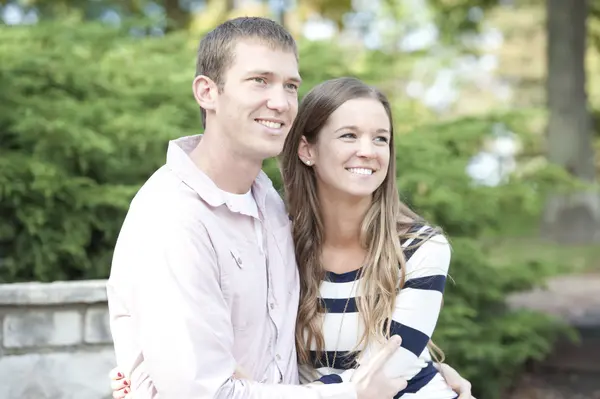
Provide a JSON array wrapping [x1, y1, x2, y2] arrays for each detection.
[[0, 348, 116, 399], [3, 309, 82, 348], [0, 280, 107, 306], [0, 315, 3, 356], [84, 307, 113, 344]]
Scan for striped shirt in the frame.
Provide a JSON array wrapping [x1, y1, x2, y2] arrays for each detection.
[[298, 225, 457, 399]]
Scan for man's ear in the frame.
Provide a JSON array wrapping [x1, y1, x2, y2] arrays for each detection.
[[192, 75, 218, 112]]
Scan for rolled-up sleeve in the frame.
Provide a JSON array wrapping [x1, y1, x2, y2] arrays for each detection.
[[122, 213, 355, 399]]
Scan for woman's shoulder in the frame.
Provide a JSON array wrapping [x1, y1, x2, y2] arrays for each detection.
[[400, 223, 447, 244], [400, 223, 450, 263]]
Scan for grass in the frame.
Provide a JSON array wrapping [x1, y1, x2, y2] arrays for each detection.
[[485, 235, 600, 275]]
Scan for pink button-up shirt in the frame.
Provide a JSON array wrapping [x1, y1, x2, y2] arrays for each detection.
[[107, 135, 354, 399]]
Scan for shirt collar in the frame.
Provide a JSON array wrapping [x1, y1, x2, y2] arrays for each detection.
[[165, 134, 274, 211]]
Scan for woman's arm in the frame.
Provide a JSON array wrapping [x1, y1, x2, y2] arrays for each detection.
[[360, 232, 451, 379]]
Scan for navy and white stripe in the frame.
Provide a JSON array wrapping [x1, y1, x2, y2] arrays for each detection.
[[299, 225, 457, 399]]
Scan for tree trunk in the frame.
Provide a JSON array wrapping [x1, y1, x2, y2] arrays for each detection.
[[163, 0, 189, 31], [541, 0, 600, 243]]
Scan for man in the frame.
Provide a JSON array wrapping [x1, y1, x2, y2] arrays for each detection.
[[107, 17, 472, 399]]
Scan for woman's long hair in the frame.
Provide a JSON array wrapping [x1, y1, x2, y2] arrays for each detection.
[[279, 77, 445, 367]]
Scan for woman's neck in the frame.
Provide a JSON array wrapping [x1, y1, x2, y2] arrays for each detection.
[[319, 191, 371, 248], [317, 189, 372, 274]]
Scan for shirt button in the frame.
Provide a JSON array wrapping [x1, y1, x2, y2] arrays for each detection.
[[236, 257, 242, 265], [276, 354, 281, 360], [269, 302, 275, 310]]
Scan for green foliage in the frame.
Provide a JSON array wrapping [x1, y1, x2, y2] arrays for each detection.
[[397, 111, 582, 234], [436, 236, 574, 395], [0, 22, 199, 281], [0, 21, 573, 399], [426, 0, 498, 43], [392, 112, 578, 396]]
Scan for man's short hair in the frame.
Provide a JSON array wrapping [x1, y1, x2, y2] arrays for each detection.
[[196, 17, 298, 128]]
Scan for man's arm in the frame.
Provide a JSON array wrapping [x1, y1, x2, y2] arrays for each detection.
[[109, 360, 477, 399], [120, 212, 406, 399], [434, 363, 474, 399]]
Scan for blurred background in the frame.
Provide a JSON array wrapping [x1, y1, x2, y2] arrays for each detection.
[[0, 0, 599, 398]]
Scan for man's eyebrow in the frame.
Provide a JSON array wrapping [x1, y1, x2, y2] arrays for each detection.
[[246, 70, 302, 84]]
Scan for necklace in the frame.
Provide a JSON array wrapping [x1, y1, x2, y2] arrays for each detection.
[[325, 269, 361, 370]]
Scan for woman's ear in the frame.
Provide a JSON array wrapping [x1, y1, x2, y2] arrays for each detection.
[[297, 136, 314, 166]]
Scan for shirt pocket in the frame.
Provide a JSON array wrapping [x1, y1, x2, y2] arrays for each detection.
[[222, 244, 268, 332]]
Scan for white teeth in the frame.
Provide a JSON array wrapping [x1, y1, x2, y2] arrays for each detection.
[[256, 119, 282, 129], [347, 168, 373, 175]]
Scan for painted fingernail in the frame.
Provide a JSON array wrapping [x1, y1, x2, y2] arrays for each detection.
[[124, 380, 129, 386], [117, 372, 123, 378], [124, 389, 128, 394]]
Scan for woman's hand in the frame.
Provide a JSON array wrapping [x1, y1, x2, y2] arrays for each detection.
[[108, 364, 251, 398], [109, 367, 131, 399]]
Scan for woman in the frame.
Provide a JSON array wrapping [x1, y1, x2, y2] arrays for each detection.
[[111, 77, 467, 398], [280, 77, 456, 398]]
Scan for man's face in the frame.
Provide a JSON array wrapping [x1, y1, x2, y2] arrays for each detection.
[[214, 40, 301, 161]]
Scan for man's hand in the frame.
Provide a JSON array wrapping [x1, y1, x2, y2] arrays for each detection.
[[108, 337, 408, 399], [109, 367, 131, 399], [434, 363, 476, 399], [351, 335, 408, 399]]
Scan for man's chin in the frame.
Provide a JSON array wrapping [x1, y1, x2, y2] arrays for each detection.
[[255, 139, 286, 159]]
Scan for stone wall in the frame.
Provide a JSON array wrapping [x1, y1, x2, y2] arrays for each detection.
[[0, 280, 115, 399], [2, 275, 599, 398]]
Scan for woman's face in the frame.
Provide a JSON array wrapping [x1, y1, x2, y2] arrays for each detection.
[[299, 98, 391, 202]]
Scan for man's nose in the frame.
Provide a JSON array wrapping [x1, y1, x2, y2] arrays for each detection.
[[266, 86, 291, 113]]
